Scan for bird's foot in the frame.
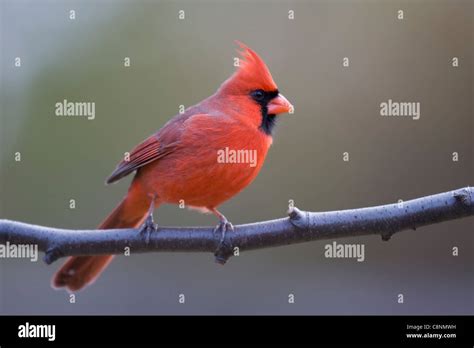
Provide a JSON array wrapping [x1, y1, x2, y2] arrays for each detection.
[[213, 219, 234, 245], [139, 197, 158, 244], [213, 218, 234, 264], [209, 208, 234, 264]]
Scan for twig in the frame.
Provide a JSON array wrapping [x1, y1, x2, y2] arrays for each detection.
[[0, 187, 472, 265]]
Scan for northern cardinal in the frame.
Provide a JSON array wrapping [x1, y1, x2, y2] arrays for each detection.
[[53, 42, 292, 291]]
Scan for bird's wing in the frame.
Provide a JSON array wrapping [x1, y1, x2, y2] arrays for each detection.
[[105, 111, 211, 184], [105, 134, 178, 184]]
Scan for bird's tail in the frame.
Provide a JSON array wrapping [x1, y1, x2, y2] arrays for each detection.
[[52, 180, 151, 292]]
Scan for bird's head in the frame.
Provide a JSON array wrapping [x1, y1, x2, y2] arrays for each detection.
[[218, 42, 292, 135]]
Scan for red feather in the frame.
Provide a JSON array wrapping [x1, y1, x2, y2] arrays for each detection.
[[220, 41, 279, 94]]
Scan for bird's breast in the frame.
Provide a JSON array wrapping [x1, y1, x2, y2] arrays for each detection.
[[138, 124, 272, 208]]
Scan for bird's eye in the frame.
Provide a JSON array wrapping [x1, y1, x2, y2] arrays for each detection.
[[251, 89, 265, 101]]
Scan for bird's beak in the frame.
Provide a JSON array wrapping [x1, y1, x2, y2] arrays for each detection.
[[267, 93, 293, 115]]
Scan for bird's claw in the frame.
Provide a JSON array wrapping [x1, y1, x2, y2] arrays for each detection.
[[213, 220, 234, 264], [139, 214, 158, 244], [214, 220, 234, 245]]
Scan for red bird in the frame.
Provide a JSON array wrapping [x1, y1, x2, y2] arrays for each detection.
[[53, 42, 292, 291]]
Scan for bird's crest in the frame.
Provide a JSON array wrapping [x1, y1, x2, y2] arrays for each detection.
[[220, 41, 278, 94]]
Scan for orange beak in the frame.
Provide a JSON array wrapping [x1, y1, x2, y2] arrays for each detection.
[[267, 93, 292, 115]]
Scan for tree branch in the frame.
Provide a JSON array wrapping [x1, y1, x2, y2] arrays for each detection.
[[0, 187, 472, 265]]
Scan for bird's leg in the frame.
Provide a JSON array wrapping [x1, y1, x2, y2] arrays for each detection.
[[139, 195, 158, 244], [211, 208, 234, 246]]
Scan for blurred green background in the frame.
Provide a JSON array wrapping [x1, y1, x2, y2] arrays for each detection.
[[0, 0, 472, 314]]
